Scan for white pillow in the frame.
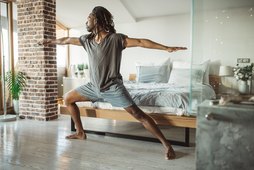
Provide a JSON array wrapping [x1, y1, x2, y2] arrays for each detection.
[[168, 60, 210, 84], [168, 68, 191, 85], [195, 60, 210, 84]]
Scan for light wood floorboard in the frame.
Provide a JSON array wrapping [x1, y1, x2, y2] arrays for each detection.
[[0, 115, 195, 170]]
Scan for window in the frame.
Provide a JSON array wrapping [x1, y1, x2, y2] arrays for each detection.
[[56, 21, 68, 97], [0, 0, 13, 112]]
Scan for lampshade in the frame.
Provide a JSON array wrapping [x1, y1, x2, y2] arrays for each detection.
[[219, 66, 233, 77]]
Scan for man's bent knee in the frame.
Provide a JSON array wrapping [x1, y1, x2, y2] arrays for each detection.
[[63, 90, 89, 106], [63, 93, 75, 106]]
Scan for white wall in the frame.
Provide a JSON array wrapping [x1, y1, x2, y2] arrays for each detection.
[[193, 7, 254, 74], [69, 29, 89, 66], [192, 7, 254, 92], [69, 14, 191, 80], [117, 14, 191, 79]]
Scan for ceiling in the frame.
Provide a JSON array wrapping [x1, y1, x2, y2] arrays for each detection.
[[55, 0, 254, 29], [56, 0, 191, 29]]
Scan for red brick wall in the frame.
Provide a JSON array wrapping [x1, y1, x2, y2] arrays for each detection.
[[17, 0, 58, 121]]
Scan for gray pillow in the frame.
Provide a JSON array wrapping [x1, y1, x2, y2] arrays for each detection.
[[136, 65, 170, 83]]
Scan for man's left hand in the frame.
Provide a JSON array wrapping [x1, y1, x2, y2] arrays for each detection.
[[166, 47, 187, 52]]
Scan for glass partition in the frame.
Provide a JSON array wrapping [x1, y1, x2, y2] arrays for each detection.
[[191, 0, 254, 113]]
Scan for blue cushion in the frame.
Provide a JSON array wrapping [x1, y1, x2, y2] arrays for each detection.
[[136, 65, 170, 83]]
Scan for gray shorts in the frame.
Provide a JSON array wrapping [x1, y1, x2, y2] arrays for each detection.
[[75, 82, 135, 108]]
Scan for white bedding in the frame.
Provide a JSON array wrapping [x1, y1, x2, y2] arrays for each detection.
[[74, 81, 215, 116], [75, 101, 186, 116]]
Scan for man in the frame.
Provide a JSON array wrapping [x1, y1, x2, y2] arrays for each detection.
[[39, 6, 187, 160]]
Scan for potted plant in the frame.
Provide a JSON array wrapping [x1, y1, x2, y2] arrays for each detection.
[[233, 63, 254, 94], [4, 71, 27, 114], [84, 63, 88, 70], [77, 63, 85, 71], [77, 63, 85, 78]]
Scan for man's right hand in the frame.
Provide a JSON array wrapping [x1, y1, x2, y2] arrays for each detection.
[[38, 39, 52, 46]]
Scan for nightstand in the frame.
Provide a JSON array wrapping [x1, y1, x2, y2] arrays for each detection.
[[196, 100, 254, 170]]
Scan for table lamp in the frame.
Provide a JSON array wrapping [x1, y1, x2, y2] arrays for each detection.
[[219, 66, 234, 96], [219, 66, 233, 77]]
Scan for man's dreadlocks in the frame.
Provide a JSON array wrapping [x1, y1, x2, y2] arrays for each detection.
[[88, 6, 116, 40]]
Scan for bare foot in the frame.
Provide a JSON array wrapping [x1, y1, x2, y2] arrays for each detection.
[[165, 146, 176, 160], [65, 131, 87, 140]]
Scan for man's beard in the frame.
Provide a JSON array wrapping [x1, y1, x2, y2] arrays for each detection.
[[86, 26, 92, 32], [86, 25, 96, 32]]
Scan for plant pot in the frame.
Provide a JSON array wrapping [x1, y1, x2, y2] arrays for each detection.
[[78, 70, 84, 78], [69, 65, 76, 78], [238, 80, 249, 94], [13, 99, 19, 115], [84, 69, 89, 79]]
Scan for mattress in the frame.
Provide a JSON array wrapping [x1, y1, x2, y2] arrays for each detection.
[[74, 82, 215, 116]]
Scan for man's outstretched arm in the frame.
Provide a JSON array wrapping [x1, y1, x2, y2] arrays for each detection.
[[125, 37, 187, 52], [38, 37, 81, 46]]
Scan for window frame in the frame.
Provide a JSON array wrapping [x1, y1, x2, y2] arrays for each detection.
[[0, 0, 14, 113]]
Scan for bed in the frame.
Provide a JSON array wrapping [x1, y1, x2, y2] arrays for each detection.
[[60, 60, 217, 146]]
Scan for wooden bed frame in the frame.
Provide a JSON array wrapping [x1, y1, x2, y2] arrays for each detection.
[[59, 75, 219, 146], [60, 106, 196, 146]]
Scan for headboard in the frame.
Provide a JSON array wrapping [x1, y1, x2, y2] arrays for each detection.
[[129, 74, 136, 81], [209, 75, 220, 94]]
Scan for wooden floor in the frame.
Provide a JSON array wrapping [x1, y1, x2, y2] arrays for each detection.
[[0, 115, 196, 170]]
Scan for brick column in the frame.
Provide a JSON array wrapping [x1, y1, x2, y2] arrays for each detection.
[[17, 0, 58, 121]]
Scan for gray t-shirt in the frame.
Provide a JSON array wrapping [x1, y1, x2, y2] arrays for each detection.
[[79, 33, 127, 91]]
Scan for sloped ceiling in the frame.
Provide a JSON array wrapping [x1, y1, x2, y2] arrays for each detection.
[[56, 0, 191, 28]]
